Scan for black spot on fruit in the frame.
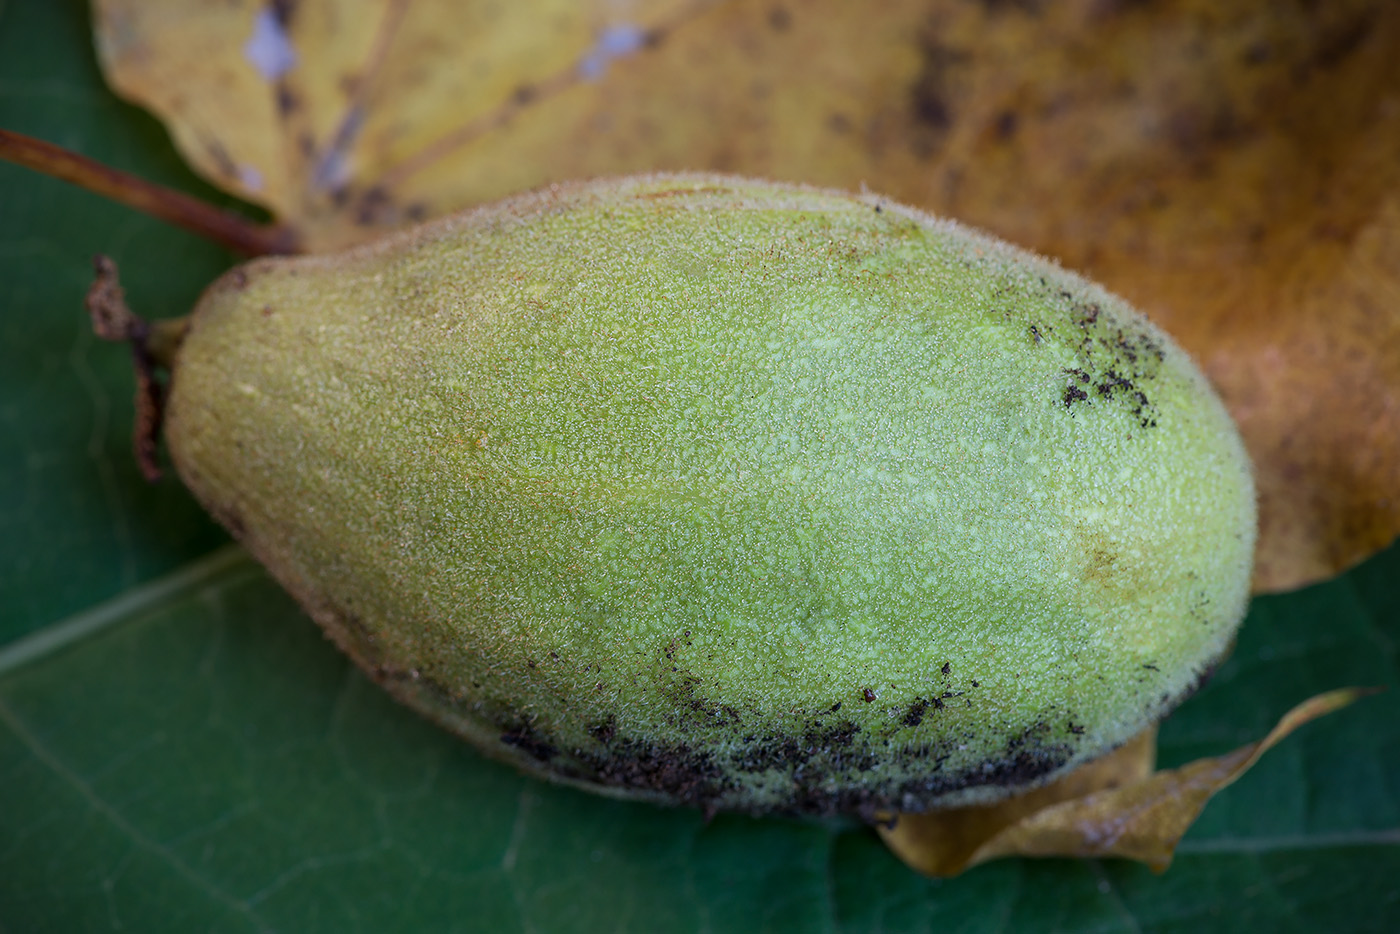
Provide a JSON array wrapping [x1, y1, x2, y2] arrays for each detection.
[[582, 738, 732, 804], [501, 724, 559, 762]]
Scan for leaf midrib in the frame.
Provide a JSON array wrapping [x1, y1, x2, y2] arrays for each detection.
[[0, 544, 250, 675]]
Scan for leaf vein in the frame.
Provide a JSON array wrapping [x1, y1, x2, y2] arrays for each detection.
[[0, 694, 267, 929]]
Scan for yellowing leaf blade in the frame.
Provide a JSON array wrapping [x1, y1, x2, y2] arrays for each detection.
[[93, 0, 295, 214], [89, 0, 1400, 587]]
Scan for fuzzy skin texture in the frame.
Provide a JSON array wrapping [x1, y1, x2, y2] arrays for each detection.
[[165, 174, 1256, 817]]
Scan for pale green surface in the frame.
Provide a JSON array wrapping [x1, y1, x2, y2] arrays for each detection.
[[165, 176, 1254, 813]]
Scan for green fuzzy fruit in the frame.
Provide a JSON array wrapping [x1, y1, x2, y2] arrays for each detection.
[[165, 174, 1255, 817]]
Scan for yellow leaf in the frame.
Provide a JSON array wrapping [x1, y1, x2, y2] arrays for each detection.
[[880, 688, 1372, 876], [90, 0, 1400, 590]]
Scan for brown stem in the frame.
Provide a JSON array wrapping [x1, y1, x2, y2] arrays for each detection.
[[85, 255, 181, 482], [0, 129, 300, 256]]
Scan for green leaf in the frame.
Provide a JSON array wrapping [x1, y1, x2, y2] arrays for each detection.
[[0, 0, 237, 644], [1, 2, 1397, 930]]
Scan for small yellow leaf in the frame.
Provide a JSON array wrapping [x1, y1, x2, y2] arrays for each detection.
[[878, 726, 1158, 877], [880, 688, 1371, 877]]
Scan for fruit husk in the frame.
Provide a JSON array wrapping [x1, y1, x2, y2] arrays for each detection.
[[162, 173, 1255, 819]]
